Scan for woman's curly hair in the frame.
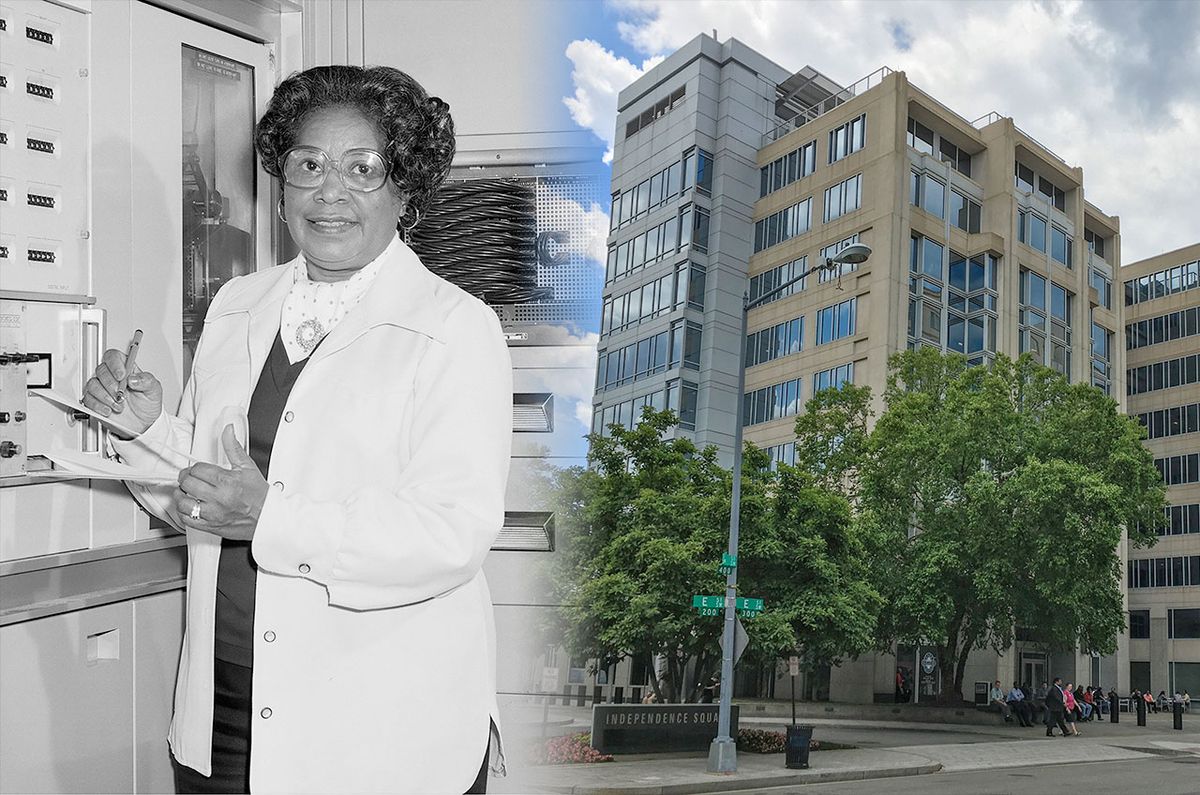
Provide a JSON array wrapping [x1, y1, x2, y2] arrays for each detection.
[[255, 65, 455, 233]]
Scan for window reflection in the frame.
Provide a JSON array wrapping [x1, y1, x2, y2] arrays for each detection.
[[182, 45, 256, 380]]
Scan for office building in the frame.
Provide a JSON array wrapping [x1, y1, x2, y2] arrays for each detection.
[[1123, 243, 1200, 699], [592, 33, 1128, 701]]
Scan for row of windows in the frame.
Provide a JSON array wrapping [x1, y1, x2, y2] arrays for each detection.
[[760, 139, 816, 198], [748, 234, 866, 311], [750, 255, 809, 307], [746, 316, 803, 368], [1089, 267, 1113, 310], [1155, 452, 1200, 486], [910, 237, 998, 292], [813, 362, 854, 393], [823, 174, 862, 223], [1153, 503, 1200, 536], [600, 263, 705, 338], [610, 159, 681, 230], [1132, 609, 1200, 639], [605, 206, 709, 284], [762, 441, 796, 470], [592, 379, 698, 436], [1137, 403, 1200, 441], [828, 114, 866, 163], [744, 376, 803, 427], [1127, 353, 1200, 396], [1091, 319, 1114, 394], [1126, 305, 1200, 351], [595, 321, 701, 391], [1124, 260, 1200, 306], [1015, 161, 1066, 211], [625, 85, 685, 139], [1018, 209, 1073, 267], [910, 170, 981, 233], [816, 296, 858, 345], [907, 117, 972, 177], [754, 198, 812, 253], [743, 361, 857, 429], [1127, 556, 1200, 590], [819, 235, 862, 283], [907, 237, 999, 360]]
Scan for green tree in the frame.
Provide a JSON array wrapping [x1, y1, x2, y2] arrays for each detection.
[[554, 409, 882, 701], [861, 349, 1164, 701]]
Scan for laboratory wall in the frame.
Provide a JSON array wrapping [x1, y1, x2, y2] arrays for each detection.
[[1, 1, 601, 791]]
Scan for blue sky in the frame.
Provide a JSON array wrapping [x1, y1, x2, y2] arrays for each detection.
[[551, 0, 1200, 266]]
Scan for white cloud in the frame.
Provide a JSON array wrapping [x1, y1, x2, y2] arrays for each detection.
[[538, 189, 611, 270], [562, 38, 664, 163], [581, 0, 1200, 264]]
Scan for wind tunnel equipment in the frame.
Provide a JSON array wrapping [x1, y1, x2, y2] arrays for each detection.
[[410, 178, 548, 305], [406, 153, 605, 554]]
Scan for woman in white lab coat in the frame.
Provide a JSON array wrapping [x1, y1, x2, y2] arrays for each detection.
[[82, 65, 511, 794]]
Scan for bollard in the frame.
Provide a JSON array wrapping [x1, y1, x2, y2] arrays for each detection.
[[1110, 692, 1119, 724], [1136, 695, 1147, 727], [1175, 701, 1184, 731]]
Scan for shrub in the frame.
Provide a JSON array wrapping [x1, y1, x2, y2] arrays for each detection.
[[736, 728, 822, 753], [530, 732, 614, 765], [737, 728, 786, 753]]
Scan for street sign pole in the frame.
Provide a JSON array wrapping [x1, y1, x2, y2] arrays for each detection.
[[707, 294, 751, 775]]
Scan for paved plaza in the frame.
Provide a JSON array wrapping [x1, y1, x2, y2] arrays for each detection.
[[492, 703, 1199, 794]]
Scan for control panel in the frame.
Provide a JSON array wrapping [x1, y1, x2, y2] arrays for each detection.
[[0, 0, 90, 296]]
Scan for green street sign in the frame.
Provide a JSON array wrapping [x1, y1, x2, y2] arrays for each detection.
[[692, 595, 724, 609], [697, 607, 721, 617], [718, 553, 737, 575], [735, 597, 764, 612]]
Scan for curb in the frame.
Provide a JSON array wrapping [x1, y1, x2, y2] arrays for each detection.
[[531, 762, 944, 795]]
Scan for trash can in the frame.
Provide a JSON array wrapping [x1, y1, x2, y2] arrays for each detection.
[[1109, 692, 1119, 724], [785, 724, 813, 769], [1175, 701, 1184, 731]]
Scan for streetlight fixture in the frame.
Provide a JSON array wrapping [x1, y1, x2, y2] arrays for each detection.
[[707, 242, 872, 774]]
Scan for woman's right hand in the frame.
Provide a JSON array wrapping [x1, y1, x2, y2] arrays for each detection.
[[82, 348, 163, 439]]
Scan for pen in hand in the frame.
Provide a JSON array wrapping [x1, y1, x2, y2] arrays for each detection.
[[116, 329, 143, 402]]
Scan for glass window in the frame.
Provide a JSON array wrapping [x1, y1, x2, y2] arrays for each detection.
[[1028, 214, 1047, 252], [922, 174, 945, 218], [695, 150, 713, 195], [1129, 610, 1150, 638], [1171, 608, 1200, 639], [181, 45, 258, 382], [922, 238, 943, 280], [1051, 226, 1070, 265], [907, 117, 934, 155]]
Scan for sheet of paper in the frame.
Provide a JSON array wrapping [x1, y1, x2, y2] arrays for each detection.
[[29, 387, 146, 439], [39, 448, 180, 485], [29, 387, 199, 463]]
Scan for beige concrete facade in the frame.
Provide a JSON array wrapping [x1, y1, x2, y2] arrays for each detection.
[[1122, 243, 1200, 699], [745, 69, 1129, 700]]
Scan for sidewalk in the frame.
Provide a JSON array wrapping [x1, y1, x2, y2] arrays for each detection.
[[493, 701, 1198, 795], [493, 747, 942, 795]]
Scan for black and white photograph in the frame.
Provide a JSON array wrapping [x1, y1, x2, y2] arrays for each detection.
[[0, 1, 1197, 793]]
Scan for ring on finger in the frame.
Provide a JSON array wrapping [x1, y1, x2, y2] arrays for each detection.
[[190, 499, 202, 521]]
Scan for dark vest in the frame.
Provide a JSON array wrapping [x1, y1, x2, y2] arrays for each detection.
[[214, 331, 311, 667]]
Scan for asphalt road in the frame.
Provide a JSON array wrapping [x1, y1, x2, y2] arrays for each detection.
[[732, 757, 1200, 795]]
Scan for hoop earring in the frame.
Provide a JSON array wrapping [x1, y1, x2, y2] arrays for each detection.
[[402, 209, 421, 246], [277, 197, 287, 224]]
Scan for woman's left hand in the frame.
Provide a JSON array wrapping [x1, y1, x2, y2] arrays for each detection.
[[175, 424, 268, 540]]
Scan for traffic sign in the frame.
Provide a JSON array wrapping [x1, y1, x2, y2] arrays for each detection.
[[718, 553, 737, 575], [692, 595, 724, 609], [719, 617, 750, 667]]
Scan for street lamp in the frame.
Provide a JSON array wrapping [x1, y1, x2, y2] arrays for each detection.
[[707, 242, 872, 774]]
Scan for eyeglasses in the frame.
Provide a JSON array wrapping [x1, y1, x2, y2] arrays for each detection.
[[280, 146, 390, 192]]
